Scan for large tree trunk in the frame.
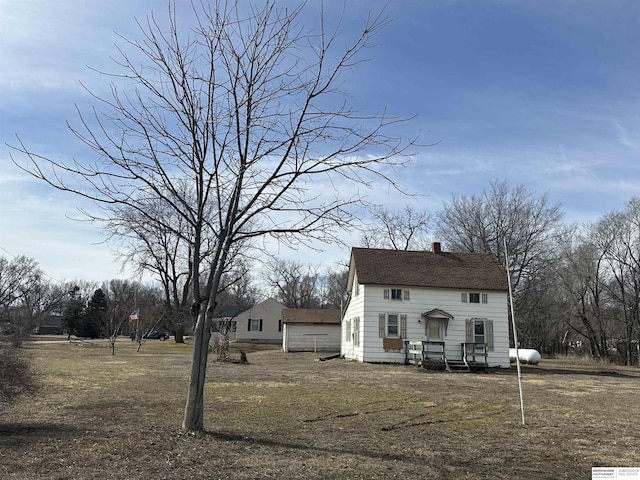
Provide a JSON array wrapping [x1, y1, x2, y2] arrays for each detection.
[[182, 310, 212, 431], [175, 325, 185, 344]]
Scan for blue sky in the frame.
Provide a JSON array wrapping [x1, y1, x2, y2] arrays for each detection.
[[1, 0, 640, 283]]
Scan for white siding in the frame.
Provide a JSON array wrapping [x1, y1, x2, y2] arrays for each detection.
[[283, 324, 340, 352], [348, 284, 509, 367], [341, 281, 365, 361], [234, 298, 286, 344]]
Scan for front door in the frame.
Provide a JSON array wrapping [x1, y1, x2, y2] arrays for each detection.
[[426, 318, 443, 341]]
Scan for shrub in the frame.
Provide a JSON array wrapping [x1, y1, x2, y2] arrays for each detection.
[[0, 343, 38, 405]]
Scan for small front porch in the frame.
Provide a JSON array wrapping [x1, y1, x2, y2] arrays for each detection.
[[404, 340, 488, 372]]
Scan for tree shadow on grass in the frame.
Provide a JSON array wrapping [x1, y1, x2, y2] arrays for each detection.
[[0, 422, 83, 447], [520, 364, 638, 378], [204, 429, 411, 463], [202, 415, 482, 467]]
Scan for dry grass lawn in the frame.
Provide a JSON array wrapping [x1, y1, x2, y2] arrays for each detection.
[[1, 337, 638, 479]]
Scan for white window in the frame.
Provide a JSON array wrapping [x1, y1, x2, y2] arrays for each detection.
[[387, 314, 399, 337], [474, 320, 485, 344], [379, 313, 407, 338], [248, 318, 262, 332], [353, 317, 360, 346], [384, 288, 410, 300], [465, 318, 494, 351], [463, 292, 487, 304]]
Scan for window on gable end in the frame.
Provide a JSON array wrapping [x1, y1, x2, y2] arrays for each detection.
[[248, 318, 262, 331]]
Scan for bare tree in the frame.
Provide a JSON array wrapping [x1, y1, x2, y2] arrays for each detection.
[[319, 266, 349, 309], [556, 231, 610, 358], [11, 1, 419, 431], [91, 280, 140, 355], [360, 205, 432, 250], [594, 199, 640, 364], [264, 259, 321, 308], [210, 258, 260, 360], [121, 283, 167, 351], [0, 255, 65, 345], [112, 196, 194, 342], [437, 179, 564, 294], [513, 260, 569, 354]]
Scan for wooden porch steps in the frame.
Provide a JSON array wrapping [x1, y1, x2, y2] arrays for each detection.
[[446, 360, 470, 372], [405, 340, 489, 373]]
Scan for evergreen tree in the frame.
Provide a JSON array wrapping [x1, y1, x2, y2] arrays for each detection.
[[61, 285, 84, 338], [80, 288, 107, 338]]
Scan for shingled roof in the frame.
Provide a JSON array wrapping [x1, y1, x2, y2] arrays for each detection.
[[351, 247, 508, 291], [281, 308, 342, 324]]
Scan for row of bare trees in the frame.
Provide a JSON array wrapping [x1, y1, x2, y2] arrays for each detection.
[[263, 259, 348, 309], [0, 255, 66, 345], [552, 199, 640, 365], [0, 257, 171, 353]]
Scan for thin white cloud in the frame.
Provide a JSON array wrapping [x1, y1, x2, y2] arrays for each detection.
[[614, 121, 640, 152]]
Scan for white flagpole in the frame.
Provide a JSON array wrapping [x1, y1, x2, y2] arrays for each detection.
[[504, 238, 525, 426]]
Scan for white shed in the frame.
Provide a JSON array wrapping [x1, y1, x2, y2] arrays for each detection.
[[282, 308, 341, 352]]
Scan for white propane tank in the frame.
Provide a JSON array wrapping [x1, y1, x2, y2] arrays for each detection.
[[509, 348, 541, 365]]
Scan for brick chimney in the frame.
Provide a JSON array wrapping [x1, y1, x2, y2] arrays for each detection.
[[432, 242, 442, 253]]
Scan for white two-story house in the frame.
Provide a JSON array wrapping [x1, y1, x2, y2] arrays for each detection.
[[341, 244, 511, 369]]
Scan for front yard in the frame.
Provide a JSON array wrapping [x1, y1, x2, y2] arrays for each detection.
[[1, 339, 638, 479]]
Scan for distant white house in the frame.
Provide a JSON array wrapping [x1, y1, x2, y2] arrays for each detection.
[[282, 308, 341, 352], [341, 245, 511, 369], [231, 297, 286, 344]]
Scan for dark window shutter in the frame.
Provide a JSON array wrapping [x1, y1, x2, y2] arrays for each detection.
[[248, 319, 251, 331], [278, 320, 282, 332], [400, 314, 407, 338], [259, 319, 263, 331], [465, 319, 473, 343], [378, 313, 385, 338], [486, 319, 494, 351]]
